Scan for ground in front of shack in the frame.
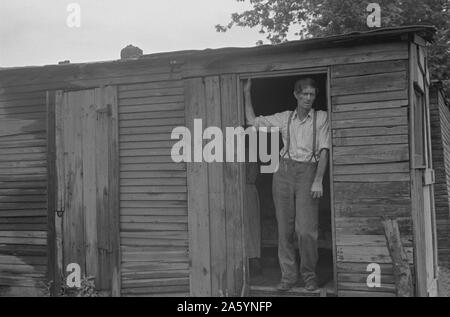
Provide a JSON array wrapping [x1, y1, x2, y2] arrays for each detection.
[[438, 266, 450, 297]]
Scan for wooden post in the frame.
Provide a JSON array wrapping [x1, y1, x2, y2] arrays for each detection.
[[106, 86, 121, 297], [382, 218, 414, 297], [221, 74, 245, 296], [185, 77, 212, 296], [54, 91, 65, 294], [46, 91, 58, 296]]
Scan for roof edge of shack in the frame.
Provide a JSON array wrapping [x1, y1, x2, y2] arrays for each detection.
[[0, 25, 436, 75], [177, 25, 436, 62]]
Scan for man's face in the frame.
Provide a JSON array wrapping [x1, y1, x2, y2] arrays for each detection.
[[294, 85, 316, 110]]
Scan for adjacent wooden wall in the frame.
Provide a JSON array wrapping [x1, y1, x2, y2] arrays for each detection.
[[430, 85, 450, 266], [0, 89, 48, 296], [330, 59, 413, 297], [117, 76, 190, 296]]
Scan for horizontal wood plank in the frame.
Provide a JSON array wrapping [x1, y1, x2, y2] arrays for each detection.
[[332, 60, 407, 78], [333, 135, 408, 146], [119, 87, 183, 99], [336, 217, 412, 236], [120, 223, 188, 231], [333, 126, 408, 138], [120, 208, 187, 216], [118, 81, 183, 92], [337, 246, 414, 264], [332, 90, 408, 106], [119, 103, 184, 113], [332, 116, 407, 129], [337, 290, 395, 297], [333, 99, 408, 112], [333, 144, 409, 165], [334, 173, 410, 182], [331, 71, 407, 96], [331, 108, 407, 121], [333, 163, 410, 175]]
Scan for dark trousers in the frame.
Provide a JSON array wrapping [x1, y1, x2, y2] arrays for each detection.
[[273, 158, 319, 283]]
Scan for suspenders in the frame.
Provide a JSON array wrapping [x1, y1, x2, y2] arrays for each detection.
[[283, 111, 296, 160], [282, 109, 318, 163], [312, 110, 317, 162]]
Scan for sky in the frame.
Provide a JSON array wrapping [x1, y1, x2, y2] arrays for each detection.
[[0, 0, 296, 67]]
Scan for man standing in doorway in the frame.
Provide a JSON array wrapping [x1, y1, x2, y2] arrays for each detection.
[[244, 78, 330, 292]]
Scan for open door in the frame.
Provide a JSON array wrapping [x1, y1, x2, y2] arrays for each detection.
[[53, 87, 120, 295]]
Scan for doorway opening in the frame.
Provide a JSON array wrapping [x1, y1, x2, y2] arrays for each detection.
[[241, 72, 334, 296]]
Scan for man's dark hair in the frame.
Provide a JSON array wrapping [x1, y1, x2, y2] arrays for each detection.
[[294, 78, 318, 94]]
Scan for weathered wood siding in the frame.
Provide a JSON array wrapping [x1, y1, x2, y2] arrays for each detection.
[[330, 58, 413, 297], [184, 75, 245, 297], [0, 89, 48, 296], [430, 86, 450, 266], [118, 76, 190, 296], [0, 59, 189, 296], [184, 41, 409, 78]]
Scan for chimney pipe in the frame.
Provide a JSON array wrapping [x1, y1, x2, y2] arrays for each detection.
[[121, 45, 143, 60]]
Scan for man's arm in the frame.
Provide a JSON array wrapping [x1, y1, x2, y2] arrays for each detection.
[[244, 79, 256, 126], [310, 149, 329, 199], [311, 111, 331, 199]]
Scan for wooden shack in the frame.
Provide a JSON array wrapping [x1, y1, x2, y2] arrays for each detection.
[[0, 26, 443, 297]]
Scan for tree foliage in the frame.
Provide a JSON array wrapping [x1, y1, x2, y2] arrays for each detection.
[[216, 0, 449, 94]]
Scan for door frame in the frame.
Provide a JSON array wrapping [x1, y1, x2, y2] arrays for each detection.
[[237, 66, 337, 294]]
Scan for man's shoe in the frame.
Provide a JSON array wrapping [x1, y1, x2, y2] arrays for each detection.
[[304, 279, 319, 292], [276, 281, 296, 292]]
